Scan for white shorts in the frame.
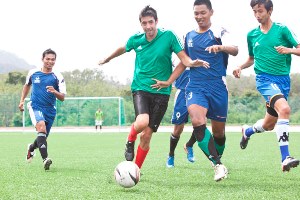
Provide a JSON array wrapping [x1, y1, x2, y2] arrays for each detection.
[[95, 120, 103, 126]]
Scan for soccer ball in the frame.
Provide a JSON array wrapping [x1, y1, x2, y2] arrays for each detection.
[[114, 161, 140, 188]]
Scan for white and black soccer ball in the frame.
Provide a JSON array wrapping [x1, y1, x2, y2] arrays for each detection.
[[114, 161, 140, 188]]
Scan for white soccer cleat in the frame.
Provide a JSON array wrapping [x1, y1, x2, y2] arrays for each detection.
[[214, 164, 228, 182], [26, 144, 35, 163], [282, 156, 299, 172]]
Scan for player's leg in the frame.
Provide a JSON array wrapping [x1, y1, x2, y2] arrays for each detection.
[[167, 124, 184, 168], [134, 92, 169, 169], [273, 97, 299, 171], [125, 91, 150, 161], [167, 89, 189, 167], [188, 104, 220, 165], [211, 120, 226, 158]]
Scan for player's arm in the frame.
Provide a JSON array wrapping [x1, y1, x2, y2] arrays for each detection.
[[46, 86, 65, 101], [98, 46, 126, 65], [151, 62, 186, 89], [205, 45, 238, 56], [176, 50, 210, 68], [232, 56, 254, 78], [275, 44, 300, 56], [19, 84, 31, 111]]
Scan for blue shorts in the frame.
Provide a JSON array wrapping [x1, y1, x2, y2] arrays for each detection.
[[27, 102, 56, 136], [186, 78, 228, 122], [171, 89, 189, 125], [256, 73, 290, 104]]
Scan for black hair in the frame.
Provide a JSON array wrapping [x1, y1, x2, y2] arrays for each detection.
[[42, 48, 56, 59], [194, 0, 212, 10], [139, 5, 158, 22], [250, 0, 273, 12]]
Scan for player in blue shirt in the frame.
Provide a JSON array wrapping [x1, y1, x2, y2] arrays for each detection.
[[19, 49, 66, 170], [153, 0, 238, 181]]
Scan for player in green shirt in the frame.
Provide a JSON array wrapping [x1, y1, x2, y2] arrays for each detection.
[[233, 0, 300, 172], [95, 108, 104, 131], [99, 5, 209, 169]]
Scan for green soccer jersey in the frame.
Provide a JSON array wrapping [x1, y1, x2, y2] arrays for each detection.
[[247, 22, 299, 75], [126, 28, 184, 95], [95, 111, 103, 121]]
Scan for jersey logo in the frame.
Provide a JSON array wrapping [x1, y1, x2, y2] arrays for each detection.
[[187, 39, 193, 47], [254, 42, 260, 47], [34, 76, 40, 83], [137, 45, 142, 50]]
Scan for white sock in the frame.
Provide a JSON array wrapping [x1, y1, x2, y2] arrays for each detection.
[[253, 119, 265, 133], [276, 119, 289, 146]]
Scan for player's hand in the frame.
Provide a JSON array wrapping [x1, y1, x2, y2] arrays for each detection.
[[46, 86, 56, 94], [98, 57, 110, 65], [191, 59, 210, 68], [205, 45, 223, 54], [151, 79, 171, 91], [233, 67, 242, 78], [274, 46, 291, 54], [18, 101, 24, 112]]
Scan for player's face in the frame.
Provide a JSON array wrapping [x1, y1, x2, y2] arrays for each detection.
[[194, 4, 213, 30], [42, 53, 56, 70], [252, 4, 271, 24], [140, 16, 158, 40]]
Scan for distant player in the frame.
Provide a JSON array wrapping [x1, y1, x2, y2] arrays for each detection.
[[99, 5, 209, 170], [166, 67, 196, 168], [153, 0, 238, 181], [19, 48, 66, 170], [95, 108, 104, 131], [233, 0, 300, 172]]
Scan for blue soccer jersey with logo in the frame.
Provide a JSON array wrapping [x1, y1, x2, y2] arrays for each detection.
[[25, 68, 66, 134]]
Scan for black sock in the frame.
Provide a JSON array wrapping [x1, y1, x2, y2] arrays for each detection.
[[29, 139, 38, 152], [169, 134, 180, 157], [37, 133, 48, 160], [186, 134, 196, 147]]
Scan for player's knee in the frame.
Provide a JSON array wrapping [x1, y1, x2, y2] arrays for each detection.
[[277, 105, 291, 117]]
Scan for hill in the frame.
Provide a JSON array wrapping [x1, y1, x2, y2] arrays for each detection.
[[0, 50, 34, 73]]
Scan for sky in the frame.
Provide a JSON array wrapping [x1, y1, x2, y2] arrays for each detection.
[[1, 0, 299, 84]]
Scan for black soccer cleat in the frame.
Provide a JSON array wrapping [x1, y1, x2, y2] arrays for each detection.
[[43, 158, 52, 170], [240, 125, 250, 149], [124, 141, 135, 161]]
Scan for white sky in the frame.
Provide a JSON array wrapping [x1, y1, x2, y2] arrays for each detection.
[[1, 0, 299, 84]]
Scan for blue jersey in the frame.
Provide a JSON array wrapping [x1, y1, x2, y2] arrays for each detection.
[[185, 26, 232, 83], [174, 69, 189, 90], [25, 68, 66, 108]]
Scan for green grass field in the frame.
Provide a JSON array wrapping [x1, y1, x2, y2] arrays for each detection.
[[0, 131, 300, 200]]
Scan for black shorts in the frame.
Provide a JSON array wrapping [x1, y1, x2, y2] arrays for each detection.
[[133, 91, 170, 132]]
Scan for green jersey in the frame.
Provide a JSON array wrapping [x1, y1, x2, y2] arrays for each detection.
[[247, 22, 299, 75], [95, 111, 103, 121], [126, 28, 184, 95]]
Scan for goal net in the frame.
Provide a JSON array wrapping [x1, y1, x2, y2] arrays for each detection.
[[22, 97, 126, 127]]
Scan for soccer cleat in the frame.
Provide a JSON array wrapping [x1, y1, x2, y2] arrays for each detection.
[[26, 144, 35, 163], [183, 143, 195, 163], [240, 125, 250, 149], [43, 158, 52, 170], [214, 164, 228, 182], [124, 141, 135, 161], [282, 156, 300, 172], [166, 156, 175, 168]]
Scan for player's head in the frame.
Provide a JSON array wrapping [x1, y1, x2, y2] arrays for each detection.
[[42, 48, 57, 59], [250, 0, 273, 24], [42, 48, 56, 69], [139, 5, 158, 39], [193, 0, 213, 30]]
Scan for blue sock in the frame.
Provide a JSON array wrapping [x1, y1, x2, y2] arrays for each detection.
[[280, 145, 290, 162], [245, 127, 255, 137]]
